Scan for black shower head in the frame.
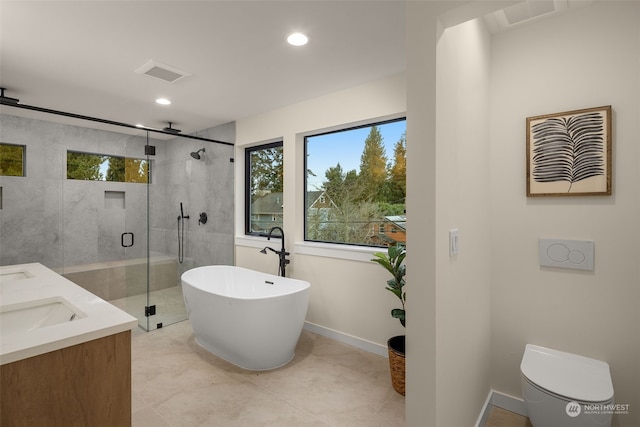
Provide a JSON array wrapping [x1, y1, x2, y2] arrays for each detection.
[[260, 247, 268, 254], [0, 88, 19, 105], [163, 122, 182, 134], [190, 148, 205, 160]]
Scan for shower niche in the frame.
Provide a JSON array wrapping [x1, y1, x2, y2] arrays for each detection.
[[104, 191, 125, 209]]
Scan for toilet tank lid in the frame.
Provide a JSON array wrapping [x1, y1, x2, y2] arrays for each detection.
[[520, 344, 614, 403]]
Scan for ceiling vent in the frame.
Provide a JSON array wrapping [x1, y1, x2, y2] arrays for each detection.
[[481, 0, 587, 34], [135, 60, 190, 84], [503, 0, 556, 25]]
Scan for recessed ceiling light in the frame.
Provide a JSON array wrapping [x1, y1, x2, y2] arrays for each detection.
[[155, 98, 171, 105], [287, 32, 308, 47]]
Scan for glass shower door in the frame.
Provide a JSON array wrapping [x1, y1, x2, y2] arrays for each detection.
[[121, 131, 152, 331], [134, 132, 188, 331], [96, 129, 187, 332]]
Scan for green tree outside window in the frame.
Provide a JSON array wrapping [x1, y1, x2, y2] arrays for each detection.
[[0, 143, 25, 177]]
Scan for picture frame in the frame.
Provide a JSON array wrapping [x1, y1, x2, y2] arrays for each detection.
[[526, 105, 612, 197]]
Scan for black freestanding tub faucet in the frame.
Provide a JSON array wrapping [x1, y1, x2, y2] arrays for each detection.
[[259, 226, 290, 277]]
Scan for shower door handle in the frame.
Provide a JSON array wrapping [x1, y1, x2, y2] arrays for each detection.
[[121, 232, 134, 248]]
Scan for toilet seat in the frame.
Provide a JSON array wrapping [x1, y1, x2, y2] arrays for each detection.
[[520, 344, 614, 403], [521, 373, 613, 406]]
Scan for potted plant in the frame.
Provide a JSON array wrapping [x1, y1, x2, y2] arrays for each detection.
[[371, 243, 406, 395]]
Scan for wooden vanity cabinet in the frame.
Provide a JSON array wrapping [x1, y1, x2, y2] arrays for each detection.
[[1, 330, 131, 427]]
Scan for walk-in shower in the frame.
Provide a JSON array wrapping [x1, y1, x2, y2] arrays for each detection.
[[0, 98, 235, 331]]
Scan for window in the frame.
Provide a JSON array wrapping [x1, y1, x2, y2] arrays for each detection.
[[305, 118, 406, 247], [245, 141, 283, 236], [0, 143, 25, 177], [66, 151, 150, 183]]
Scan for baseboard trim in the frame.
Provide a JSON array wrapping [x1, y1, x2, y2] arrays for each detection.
[[475, 391, 494, 427], [475, 390, 527, 427], [492, 390, 527, 416], [303, 321, 388, 357]]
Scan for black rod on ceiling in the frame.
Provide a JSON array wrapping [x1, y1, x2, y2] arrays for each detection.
[[0, 100, 234, 147]]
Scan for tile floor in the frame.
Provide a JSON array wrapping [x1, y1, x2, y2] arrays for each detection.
[[131, 321, 406, 427], [484, 406, 532, 427], [111, 286, 188, 331], [130, 320, 530, 427]]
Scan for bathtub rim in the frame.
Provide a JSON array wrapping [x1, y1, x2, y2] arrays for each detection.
[[181, 265, 310, 300]]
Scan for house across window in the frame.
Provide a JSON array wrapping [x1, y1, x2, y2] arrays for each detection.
[[245, 141, 283, 236], [304, 118, 406, 247]]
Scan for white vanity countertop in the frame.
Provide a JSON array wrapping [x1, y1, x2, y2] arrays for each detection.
[[0, 262, 138, 365]]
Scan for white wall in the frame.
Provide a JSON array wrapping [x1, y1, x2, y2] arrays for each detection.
[[233, 3, 640, 427], [434, 18, 493, 427], [406, 2, 498, 425], [405, 2, 439, 424], [489, 3, 640, 427], [234, 73, 407, 349]]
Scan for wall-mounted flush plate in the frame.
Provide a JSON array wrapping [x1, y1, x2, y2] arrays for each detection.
[[539, 239, 594, 271], [449, 229, 459, 257]]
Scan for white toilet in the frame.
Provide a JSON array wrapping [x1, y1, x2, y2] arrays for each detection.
[[520, 344, 614, 427]]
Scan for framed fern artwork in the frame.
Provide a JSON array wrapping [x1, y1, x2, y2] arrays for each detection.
[[526, 105, 612, 197]]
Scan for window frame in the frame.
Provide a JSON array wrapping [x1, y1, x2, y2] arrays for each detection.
[[244, 140, 284, 237], [303, 117, 406, 248]]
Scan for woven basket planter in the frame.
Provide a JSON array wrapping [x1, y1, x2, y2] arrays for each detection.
[[387, 335, 405, 396]]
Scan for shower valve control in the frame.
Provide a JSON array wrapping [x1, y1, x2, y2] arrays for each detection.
[[199, 212, 208, 225]]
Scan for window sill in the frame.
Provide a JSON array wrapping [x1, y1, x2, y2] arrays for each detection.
[[293, 241, 380, 263], [235, 235, 273, 249], [235, 236, 381, 263]]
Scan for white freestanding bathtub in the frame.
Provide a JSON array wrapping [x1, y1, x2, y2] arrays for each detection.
[[181, 265, 310, 370]]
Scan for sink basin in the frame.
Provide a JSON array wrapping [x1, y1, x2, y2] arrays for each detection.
[[1, 297, 86, 336], [0, 267, 34, 283], [1, 262, 137, 365]]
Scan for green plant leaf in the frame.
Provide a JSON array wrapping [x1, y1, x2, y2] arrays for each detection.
[[391, 308, 405, 327], [372, 244, 406, 327], [386, 286, 402, 300]]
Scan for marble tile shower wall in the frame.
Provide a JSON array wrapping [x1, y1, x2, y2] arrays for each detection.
[[1, 115, 62, 267], [0, 114, 148, 268], [0, 114, 235, 276], [153, 122, 236, 277]]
